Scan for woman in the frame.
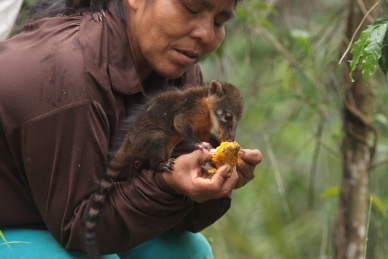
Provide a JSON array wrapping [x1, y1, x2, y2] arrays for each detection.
[[0, 0, 262, 258]]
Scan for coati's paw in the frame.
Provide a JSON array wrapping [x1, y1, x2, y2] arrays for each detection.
[[165, 158, 175, 171], [92, 10, 106, 22], [195, 142, 212, 151], [156, 158, 175, 172]]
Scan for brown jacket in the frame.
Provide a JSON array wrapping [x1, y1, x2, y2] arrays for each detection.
[[0, 2, 230, 255]]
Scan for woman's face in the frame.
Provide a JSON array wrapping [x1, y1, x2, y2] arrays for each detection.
[[124, 0, 236, 80]]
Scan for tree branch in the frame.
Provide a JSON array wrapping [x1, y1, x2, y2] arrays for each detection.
[[370, 156, 388, 170], [357, 0, 376, 23], [344, 101, 378, 164], [308, 120, 324, 209]]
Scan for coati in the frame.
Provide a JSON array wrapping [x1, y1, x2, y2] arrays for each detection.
[[83, 80, 244, 257], [65, 0, 106, 22]]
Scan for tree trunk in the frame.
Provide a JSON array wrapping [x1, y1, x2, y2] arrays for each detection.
[[335, 0, 379, 258]]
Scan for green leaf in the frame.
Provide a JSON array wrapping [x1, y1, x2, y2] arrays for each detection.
[[251, 2, 278, 14], [361, 24, 387, 84], [372, 16, 388, 26], [236, 1, 277, 27], [369, 194, 387, 217], [375, 113, 388, 125], [258, 17, 273, 29], [0, 241, 30, 246], [0, 230, 12, 251], [236, 7, 248, 18], [349, 26, 374, 81], [291, 30, 312, 57], [321, 186, 340, 198], [378, 28, 388, 78]]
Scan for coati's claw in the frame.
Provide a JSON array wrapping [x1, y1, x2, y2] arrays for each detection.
[[165, 158, 175, 171], [92, 13, 101, 22], [156, 158, 175, 172], [92, 10, 105, 22], [195, 142, 212, 151]]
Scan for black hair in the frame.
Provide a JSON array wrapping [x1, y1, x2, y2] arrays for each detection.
[[27, 0, 241, 22], [14, 0, 242, 35], [26, 0, 123, 22]]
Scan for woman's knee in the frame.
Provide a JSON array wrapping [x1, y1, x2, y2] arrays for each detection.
[[0, 228, 119, 259], [118, 231, 214, 259]]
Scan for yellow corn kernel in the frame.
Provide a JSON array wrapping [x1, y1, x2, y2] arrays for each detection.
[[208, 142, 242, 174]]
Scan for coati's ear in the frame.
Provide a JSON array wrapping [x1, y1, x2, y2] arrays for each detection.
[[208, 80, 223, 97]]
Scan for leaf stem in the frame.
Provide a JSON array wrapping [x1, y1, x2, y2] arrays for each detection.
[[0, 230, 12, 251], [364, 196, 373, 259]]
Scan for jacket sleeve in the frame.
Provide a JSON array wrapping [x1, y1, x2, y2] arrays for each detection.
[[172, 198, 231, 232], [8, 99, 194, 255]]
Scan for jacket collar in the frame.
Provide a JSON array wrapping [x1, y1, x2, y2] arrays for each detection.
[[105, 1, 143, 95]]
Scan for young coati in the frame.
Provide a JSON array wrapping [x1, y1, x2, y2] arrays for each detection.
[[65, 0, 106, 22], [83, 80, 244, 257]]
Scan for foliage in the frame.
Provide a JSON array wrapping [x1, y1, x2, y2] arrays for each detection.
[[349, 16, 388, 84]]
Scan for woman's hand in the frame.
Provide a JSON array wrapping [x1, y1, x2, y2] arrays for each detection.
[[162, 147, 263, 202], [235, 149, 262, 189], [162, 149, 238, 203]]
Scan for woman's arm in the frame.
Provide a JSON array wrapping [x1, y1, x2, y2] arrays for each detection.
[[10, 100, 197, 255], [162, 147, 262, 233]]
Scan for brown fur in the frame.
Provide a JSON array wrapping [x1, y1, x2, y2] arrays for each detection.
[[83, 81, 244, 257]]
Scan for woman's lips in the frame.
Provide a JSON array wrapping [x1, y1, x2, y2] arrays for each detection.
[[175, 49, 200, 65]]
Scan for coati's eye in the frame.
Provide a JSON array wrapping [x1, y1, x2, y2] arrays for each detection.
[[224, 114, 232, 121]]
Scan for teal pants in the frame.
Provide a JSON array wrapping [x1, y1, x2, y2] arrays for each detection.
[[0, 228, 214, 259]]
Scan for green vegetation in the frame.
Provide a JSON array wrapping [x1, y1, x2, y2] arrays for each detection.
[[349, 16, 388, 84], [201, 1, 388, 258]]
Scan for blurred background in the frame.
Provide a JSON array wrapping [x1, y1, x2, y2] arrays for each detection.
[[200, 1, 388, 258], [6, 0, 388, 258]]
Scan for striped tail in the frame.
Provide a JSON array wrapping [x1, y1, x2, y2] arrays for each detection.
[[84, 164, 121, 257]]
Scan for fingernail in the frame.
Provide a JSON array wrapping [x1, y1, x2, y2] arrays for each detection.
[[224, 165, 232, 178]]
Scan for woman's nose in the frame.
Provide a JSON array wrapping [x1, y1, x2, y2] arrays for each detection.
[[191, 18, 215, 45]]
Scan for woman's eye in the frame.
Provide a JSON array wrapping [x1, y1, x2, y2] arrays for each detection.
[[214, 20, 224, 28], [214, 16, 229, 28], [185, 5, 199, 15]]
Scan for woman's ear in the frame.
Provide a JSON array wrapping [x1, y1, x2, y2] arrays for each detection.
[[126, 0, 141, 11]]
